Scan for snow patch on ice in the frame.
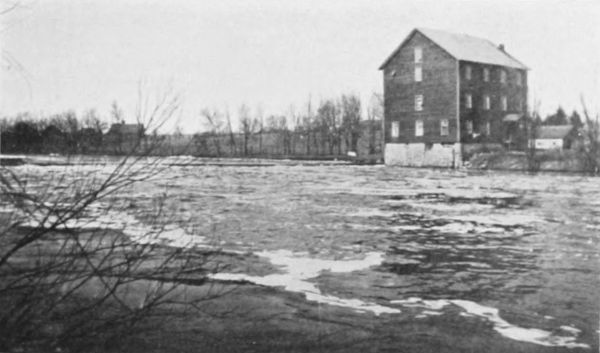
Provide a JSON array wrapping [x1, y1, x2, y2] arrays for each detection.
[[431, 222, 506, 234], [211, 250, 400, 316], [346, 208, 397, 218], [390, 297, 589, 349], [16, 203, 207, 247], [451, 214, 539, 227], [560, 325, 581, 334]]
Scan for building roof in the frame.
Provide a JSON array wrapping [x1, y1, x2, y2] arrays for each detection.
[[379, 28, 528, 70], [536, 125, 573, 139], [503, 113, 523, 122]]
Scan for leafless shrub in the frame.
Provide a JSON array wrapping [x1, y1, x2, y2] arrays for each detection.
[[579, 98, 600, 175], [0, 88, 230, 352]]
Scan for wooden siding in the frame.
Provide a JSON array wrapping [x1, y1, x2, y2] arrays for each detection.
[[458, 61, 527, 143], [383, 31, 459, 144]]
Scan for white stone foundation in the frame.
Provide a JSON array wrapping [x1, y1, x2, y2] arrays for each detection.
[[384, 143, 462, 168]]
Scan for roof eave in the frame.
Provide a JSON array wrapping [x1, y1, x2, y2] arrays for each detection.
[[379, 28, 461, 70], [378, 29, 419, 70], [379, 28, 529, 71]]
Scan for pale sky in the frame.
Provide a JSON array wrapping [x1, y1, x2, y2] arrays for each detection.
[[1, 0, 599, 132]]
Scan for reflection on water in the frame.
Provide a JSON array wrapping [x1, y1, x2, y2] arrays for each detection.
[[3, 159, 599, 349]]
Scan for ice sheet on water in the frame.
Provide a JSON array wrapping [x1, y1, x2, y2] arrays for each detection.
[[431, 222, 506, 234], [14, 202, 207, 247], [451, 300, 589, 348], [211, 250, 400, 316], [390, 297, 589, 349], [346, 208, 398, 219], [450, 214, 540, 227]]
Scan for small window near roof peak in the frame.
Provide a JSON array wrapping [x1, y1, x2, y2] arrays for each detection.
[[414, 47, 422, 63]]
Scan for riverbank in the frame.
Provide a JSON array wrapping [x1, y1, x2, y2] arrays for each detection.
[[0, 153, 383, 167], [1, 151, 597, 174], [465, 150, 595, 173]]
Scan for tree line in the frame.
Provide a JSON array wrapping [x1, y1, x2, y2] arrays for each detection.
[[538, 106, 583, 127], [0, 102, 136, 155], [193, 93, 383, 158], [1, 93, 384, 159]]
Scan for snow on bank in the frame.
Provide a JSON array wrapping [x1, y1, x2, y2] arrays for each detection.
[[212, 250, 401, 316], [391, 297, 590, 349]]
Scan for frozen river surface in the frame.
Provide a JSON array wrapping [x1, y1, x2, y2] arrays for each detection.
[[7, 158, 600, 350]]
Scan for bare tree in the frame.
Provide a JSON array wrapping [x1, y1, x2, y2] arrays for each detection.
[[0, 88, 229, 352], [524, 100, 542, 173], [82, 109, 107, 134], [298, 97, 314, 156], [238, 104, 254, 156], [340, 94, 362, 154], [367, 93, 383, 155], [579, 98, 600, 174], [200, 108, 225, 157], [224, 108, 237, 156], [254, 106, 264, 156], [317, 100, 341, 155]]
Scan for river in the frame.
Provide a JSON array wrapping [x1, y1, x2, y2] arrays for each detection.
[[3, 157, 599, 351]]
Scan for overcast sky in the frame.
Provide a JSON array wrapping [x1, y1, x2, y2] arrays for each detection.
[[1, 0, 599, 132]]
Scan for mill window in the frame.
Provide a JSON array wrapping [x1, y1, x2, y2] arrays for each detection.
[[415, 66, 422, 82], [391, 121, 400, 138], [414, 47, 423, 63], [415, 120, 424, 137], [483, 95, 491, 110], [500, 70, 507, 84], [440, 119, 449, 136], [415, 94, 423, 111], [465, 93, 472, 109]]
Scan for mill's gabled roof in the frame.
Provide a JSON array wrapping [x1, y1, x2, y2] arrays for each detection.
[[379, 28, 528, 70]]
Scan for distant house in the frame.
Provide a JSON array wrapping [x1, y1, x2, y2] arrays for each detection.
[[104, 123, 145, 154], [532, 125, 577, 150], [379, 28, 528, 167]]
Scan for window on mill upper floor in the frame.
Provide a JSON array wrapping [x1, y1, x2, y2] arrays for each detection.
[[465, 65, 472, 80], [465, 93, 472, 109], [483, 95, 491, 110], [415, 94, 423, 111], [500, 70, 507, 84], [483, 68, 490, 82], [414, 47, 423, 82], [516, 71, 523, 86], [415, 65, 422, 82], [414, 47, 423, 64]]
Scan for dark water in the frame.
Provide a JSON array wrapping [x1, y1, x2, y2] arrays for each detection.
[[5, 159, 600, 350]]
